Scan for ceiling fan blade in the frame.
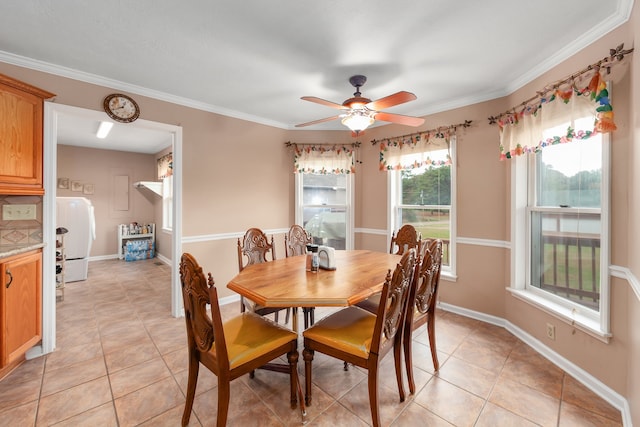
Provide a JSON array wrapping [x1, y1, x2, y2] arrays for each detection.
[[301, 96, 347, 110], [374, 112, 425, 127], [366, 91, 417, 110], [295, 115, 342, 127]]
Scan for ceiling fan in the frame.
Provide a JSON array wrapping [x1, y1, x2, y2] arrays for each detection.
[[295, 75, 425, 134]]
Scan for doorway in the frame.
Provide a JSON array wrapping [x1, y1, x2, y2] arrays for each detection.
[[38, 103, 183, 357]]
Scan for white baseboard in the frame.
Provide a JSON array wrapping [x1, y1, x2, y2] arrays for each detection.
[[155, 253, 171, 265], [88, 253, 171, 264], [88, 254, 119, 261]]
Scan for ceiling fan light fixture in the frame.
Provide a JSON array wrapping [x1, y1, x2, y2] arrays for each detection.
[[297, 75, 421, 130], [341, 111, 375, 132]]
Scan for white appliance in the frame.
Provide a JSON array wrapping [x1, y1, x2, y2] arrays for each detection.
[[56, 197, 96, 282]]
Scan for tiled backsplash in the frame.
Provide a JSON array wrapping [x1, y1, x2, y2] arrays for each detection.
[[0, 195, 43, 247]]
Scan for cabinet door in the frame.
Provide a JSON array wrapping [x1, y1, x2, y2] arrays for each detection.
[[1, 251, 42, 366], [0, 74, 54, 195]]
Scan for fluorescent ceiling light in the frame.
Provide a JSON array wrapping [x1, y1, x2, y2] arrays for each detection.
[[96, 121, 114, 139]]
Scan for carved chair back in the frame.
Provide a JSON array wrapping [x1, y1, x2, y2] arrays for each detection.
[[390, 224, 422, 255], [285, 224, 312, 257], [237, 227, 275, 271]]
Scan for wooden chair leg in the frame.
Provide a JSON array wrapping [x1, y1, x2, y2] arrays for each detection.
[[427, 316, 440, 371], [403, 325, 416, 394], [274, 311, 279, 323], [368, 364, 381, 427], [303, 308, 313, 329], [285, 308, 291, 325], [182, 355, 199, 427], [216, 380, 231, 427], [393, 338, 405, 402], [302, 348, 314, 406], [287, 350, 299, 409]]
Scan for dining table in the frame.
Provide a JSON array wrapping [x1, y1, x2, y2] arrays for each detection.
[[227, 249, 402, 422], [227, 249, 402, 333]]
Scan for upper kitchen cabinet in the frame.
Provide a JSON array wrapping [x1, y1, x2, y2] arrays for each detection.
[[0, 73, 55, 195]]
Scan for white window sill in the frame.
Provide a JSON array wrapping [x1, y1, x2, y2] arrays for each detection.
[[506, 288, 611, 343], [441, 271, 457, 282]]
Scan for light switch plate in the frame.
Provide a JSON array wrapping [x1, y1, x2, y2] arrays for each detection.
[[2, 204, 37, 220]]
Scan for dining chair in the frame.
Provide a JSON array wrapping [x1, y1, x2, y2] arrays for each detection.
[[344, 223, 421, 371], [237, 227, 290, 323], [284, 224, 312, 257], [355, 239, 443, 392], [354, 224, 421, 314], [389, 224, 422, 255], [284, 224, 315, 328], [403, 238, 443, 392], [302, 249, 416, 427], [179, 253, 300, 427]]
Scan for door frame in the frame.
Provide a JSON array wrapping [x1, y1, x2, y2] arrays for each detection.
[[33, 103, 182, 357]]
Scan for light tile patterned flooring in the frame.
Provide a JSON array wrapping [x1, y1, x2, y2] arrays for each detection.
[[0, 258, 624, 426]]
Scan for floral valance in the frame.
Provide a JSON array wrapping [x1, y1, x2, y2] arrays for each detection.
[[498, 70, 615, 160], [288, 142, 357, 174], [373, 120, 471, 171], [492, 44, 634, 160]]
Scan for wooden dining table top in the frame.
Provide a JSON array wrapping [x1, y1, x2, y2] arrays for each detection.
[[227, 250, 402, 308]]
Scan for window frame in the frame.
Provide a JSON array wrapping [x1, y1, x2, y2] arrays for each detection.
[[388, 136, 457, 279], [162, 175, 173, 232], [509, 129, 611, 341], [294, 172, 354, 250]]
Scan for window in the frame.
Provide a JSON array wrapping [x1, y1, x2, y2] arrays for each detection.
[[162, 175, 173, 231], [512, 118, 610, 337], [295, 173, 353, 250], [390, 137, 456, 276]]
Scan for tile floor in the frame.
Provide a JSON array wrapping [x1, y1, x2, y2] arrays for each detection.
[[0, 258, 624, 426]]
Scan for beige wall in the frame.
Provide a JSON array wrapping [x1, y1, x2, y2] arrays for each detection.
[[57, 145, 157, 257], [0, 6, 638, 423]]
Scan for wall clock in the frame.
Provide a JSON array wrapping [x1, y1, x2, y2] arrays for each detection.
[[103, 93, 140, 123]]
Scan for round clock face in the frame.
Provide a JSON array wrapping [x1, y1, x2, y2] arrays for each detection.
[[103, 94, 140, 123]]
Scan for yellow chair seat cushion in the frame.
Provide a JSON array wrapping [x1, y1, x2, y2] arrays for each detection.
[[303, 306, 377, 359], [213, 312, 297, 369]]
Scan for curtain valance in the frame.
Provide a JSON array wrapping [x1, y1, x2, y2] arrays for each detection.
[[379, 133, 451, 171], [492, 44, 634, 160], [498, 70, 615, 160], [289, 143, 357, 174], [374, 120, 471, 171]]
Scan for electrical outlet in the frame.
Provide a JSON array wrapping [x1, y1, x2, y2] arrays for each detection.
[[546, 323, 556, 340], [2, 204, 37, 220]]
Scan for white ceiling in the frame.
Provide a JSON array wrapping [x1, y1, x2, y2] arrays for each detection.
[[56, 112, 174, 154], [0, 1, 633, 152]]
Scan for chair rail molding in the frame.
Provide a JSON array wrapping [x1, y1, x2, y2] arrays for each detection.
[[183, 228, 290, 244], [610, 264, 640, 302]]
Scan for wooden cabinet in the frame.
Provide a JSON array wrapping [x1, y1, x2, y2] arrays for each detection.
[[0, 250, 42, 370], [0, 73, 55, 195]]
